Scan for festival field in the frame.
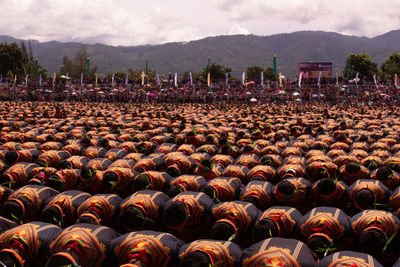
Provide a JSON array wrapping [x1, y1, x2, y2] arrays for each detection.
[[1, 101, 400, 266]]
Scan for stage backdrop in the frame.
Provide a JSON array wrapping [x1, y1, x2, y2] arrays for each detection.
[[298, 62, 332, 79]]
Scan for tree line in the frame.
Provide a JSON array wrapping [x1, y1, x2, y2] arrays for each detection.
[[1, 42, 400, 83], [0, 41, 47, 79]]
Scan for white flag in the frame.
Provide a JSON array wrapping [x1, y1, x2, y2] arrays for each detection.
[[355, 72, 359, 86], [317, 71, 321, 87], [111, 73, 115, 87], [189, 72, 193, 86], [156, 73, 160, 86], [261, 71, 264, 86], [174, 73, 178, 87], [25, 74, 29, 86], [373, 74, 378, 88], [242, 72, 245, 85], [298, 71, 303, 88]]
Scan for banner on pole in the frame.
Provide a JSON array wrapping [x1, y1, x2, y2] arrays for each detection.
[[261, 71, 264, 86], [298, 71, 303, 88], [336, 72, 338, 87], [174, 73, 178, 87], [317, 71, 322, 87], [355, 72, 359, 86]]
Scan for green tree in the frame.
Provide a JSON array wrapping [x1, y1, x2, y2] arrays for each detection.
[[246, 66, 264, 81], [202, 62, 231, 80], [73, 45, 88, 78], [105, 72, 126, 80], [59, 45, 97, 79], [264, 67, 275, 80], [28, 41, 33, 62], [128, 68, 142, 80], [183, 71, 200, 80], [146, 68, 157, 79], [59, 56, 73, 76], [343, 53, 378, 81], [380, 52, 400, 80], [25, 60, 47, 79], [18, 41, 47, 78], [0, 42, 27, 76]]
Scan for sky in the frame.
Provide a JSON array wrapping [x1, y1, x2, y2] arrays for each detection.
[[1, 0, 400, 46]]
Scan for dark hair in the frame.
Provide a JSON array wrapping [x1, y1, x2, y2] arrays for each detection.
[[133, 173, 151, 191], [45, 251, 79, 267], [57, 160, 71, 170], [41, 205, 63, 225], [76, 211, 100, 225], [242, 196, 258, 206], [97, 138, 109, 148], [3, 198, 28, 221], [252, 219, 278, 242], [167, 165, 181, 178], [313, 168, 329, 180], [200, 186, 216, 200], [180, 251, 211, 267], [102, 172, 118, 192], [276, 180, 295, 196], [47, 174, 64, 191], [122, 206, 146, 230], [4, 151, 18, 164], [210, 221, 236, 241], [316, 178, 336, 196], [359, 228, 386, 257], [354, 189, 375, 210], [376, 166, 393, 180], [307, 235, 332, 258], [345, 162, 360, 174], [167, 185, 184, 197], [363, 160, 378, 171], [163, 201, 187, 228], [0, 252, 20, 267], [80, 166, 96, 180]]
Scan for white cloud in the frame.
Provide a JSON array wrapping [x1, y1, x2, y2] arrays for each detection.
[[0, 0, 399, 45], [228, 25, 250, 35]]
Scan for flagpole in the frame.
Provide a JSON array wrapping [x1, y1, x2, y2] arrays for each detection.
[[355, 72, 359, 105], [12, 74, 16, 101], [336, 72, 339, 104]]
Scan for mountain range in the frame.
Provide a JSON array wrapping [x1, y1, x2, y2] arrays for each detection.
[[1, 30, 400, 77]]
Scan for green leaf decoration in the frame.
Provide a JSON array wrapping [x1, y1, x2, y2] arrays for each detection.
[[383, 232, 396, 253], [228, 234, 236, 242]]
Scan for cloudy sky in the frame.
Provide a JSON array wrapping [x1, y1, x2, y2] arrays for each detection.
[[1, 0, 399, 46]]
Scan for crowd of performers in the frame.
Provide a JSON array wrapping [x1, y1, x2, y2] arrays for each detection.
[[0, 102, 398, 265], [0, 77, 399, 105]]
